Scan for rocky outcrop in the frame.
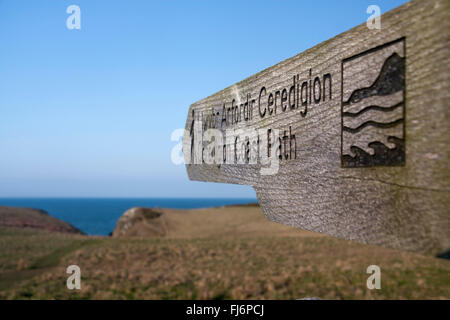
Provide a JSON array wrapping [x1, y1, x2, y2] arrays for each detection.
[[0, 206, 83, 234], [112, 207, 170, 238]]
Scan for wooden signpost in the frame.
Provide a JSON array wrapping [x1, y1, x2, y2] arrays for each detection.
[[183, 0, 449, 255]]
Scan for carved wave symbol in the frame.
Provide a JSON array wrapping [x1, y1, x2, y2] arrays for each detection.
[[343, 101, 403, 118], [343, 118, 403, 134], [342, 50, 405, 166], [342, 136, 405, 167]]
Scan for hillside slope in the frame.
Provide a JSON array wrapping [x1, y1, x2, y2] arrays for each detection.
[[0, 206, 83, 234], [0, 205, 448, 299]]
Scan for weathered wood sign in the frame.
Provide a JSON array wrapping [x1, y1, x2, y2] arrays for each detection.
[[183, 0, 449, 255]]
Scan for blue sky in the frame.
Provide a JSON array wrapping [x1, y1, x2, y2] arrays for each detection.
[[0, 0, 409, 198]]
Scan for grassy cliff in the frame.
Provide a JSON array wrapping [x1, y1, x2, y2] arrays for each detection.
[[0, 205, 448, 299]]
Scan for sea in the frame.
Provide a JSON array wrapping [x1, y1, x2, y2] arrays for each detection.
[[0, 198, 257, 236]]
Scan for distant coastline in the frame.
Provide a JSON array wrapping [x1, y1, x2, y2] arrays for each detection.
[[0, 198, 257, 236]]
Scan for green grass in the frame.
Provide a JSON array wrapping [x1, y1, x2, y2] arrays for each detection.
[[0, 216, 449, 300]]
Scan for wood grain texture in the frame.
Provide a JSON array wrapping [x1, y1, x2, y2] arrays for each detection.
[[183, 0, 450, 255]]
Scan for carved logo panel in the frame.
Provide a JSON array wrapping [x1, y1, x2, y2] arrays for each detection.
[[341, 38, 405, 167]]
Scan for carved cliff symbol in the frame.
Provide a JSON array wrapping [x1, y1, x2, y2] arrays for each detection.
[[341, 38, 406, 167]]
